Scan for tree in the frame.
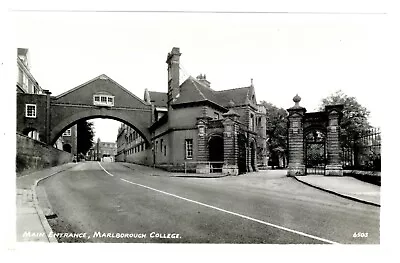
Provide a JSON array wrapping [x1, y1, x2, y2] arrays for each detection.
[[319, 90, 371, 142], [77, 120, 95, 155], [260, 101, 288, 168]]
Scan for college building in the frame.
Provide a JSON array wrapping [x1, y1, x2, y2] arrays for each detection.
[[88, 139, 117, 162], [116, 47, 268, 175], [16, 48, 78, 153]]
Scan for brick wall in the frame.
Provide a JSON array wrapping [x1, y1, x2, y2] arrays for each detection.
[[16, 133, 73, 176], [153, 134, 169, 164], [125, 149, 152, 166], [61, 124, 78, 155], [169, 106, 203, 128], [17, 93, 49, 142]]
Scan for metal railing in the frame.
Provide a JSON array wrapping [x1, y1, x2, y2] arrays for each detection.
[[184, 161, 225, 174], [342, 128, 381, 171]]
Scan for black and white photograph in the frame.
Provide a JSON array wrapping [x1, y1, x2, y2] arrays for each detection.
[[1, 0, 396, 261]]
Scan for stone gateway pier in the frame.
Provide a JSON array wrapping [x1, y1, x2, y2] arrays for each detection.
[[287, 94, 343, 176]]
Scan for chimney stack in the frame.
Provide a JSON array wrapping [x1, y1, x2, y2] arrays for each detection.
[[196, 73, 211, 88], [166, 47, 181, 107]]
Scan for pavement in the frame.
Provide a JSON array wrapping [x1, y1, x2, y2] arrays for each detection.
[[16, 162, 77, 242], [294, 174, 380, 206]]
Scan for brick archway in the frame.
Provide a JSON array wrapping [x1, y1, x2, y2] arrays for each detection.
[[249, 139, 257, 172], [63, 143, 72, 153], [208, 134, 224, 173], [50, 110, 151, 145], [17, 75, 153, 146]]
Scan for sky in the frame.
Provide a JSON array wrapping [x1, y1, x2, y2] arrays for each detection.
[[12, 4, 387, 142]]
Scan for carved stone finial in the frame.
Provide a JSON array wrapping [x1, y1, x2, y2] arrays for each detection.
[[293, 94, 301, 106]]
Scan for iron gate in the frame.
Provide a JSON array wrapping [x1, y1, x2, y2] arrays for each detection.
[[305, 130, 326, 175], [238, 134, 247, 174]]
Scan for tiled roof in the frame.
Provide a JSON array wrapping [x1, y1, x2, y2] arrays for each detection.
[[148, 91, 168, 107], [172, 77, 218, 105], [148, 77, 254, 110], [214, 87, 251, 106], [172, 77, 252, 108]]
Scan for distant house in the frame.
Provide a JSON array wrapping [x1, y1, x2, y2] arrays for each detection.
[[93, 139, 117, 162]]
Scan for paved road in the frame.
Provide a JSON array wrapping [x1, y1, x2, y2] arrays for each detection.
[[39, 161, 380, 244]]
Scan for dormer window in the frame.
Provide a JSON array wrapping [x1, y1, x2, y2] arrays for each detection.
[[93, 93, 114, 107]]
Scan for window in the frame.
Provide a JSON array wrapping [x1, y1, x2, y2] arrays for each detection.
[[93, 94, 114, 106], [28, 130, 39, 140], [214, 112, 220, 120], [25, 104, 36, 118], [18, 68, 23, 86], [250, 113, 255, 131], [62, 129, 72, 137], [160, 139, 163, 152], [164, 145, 167, 156], [28, 81, 33, 93], [156, 141, 158, 153], [185, 139, 193, 159], [22, 73, 28, 91]]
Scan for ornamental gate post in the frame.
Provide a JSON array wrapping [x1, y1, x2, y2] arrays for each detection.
[[222, 110, 240, 176], [287, 95, 306, 176], [196, 115, 212, 174], [325, 105, 344, 176]]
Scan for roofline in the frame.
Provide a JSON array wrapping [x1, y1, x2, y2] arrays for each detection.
[[213, 86, 251, 93], [54, 74, 150, 106], [16, 83, 26, 93], [148, 91, 167, 95]]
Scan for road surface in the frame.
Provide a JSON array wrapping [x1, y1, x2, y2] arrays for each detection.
[[38, 161, 380, 244]]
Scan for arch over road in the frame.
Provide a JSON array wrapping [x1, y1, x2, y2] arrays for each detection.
[[49, 74, 152, 145], [17, 74, 153, 145], [50, 109, 152, 145]]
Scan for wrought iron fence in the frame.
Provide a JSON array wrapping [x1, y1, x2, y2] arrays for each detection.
[[342, 128, 381, 171]]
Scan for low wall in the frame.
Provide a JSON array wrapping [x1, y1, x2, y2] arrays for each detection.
[[344, 170, 381, 186], [125, 149, 152, 166], [155, 163, 196, 173], [16, 133, 73, 176]]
